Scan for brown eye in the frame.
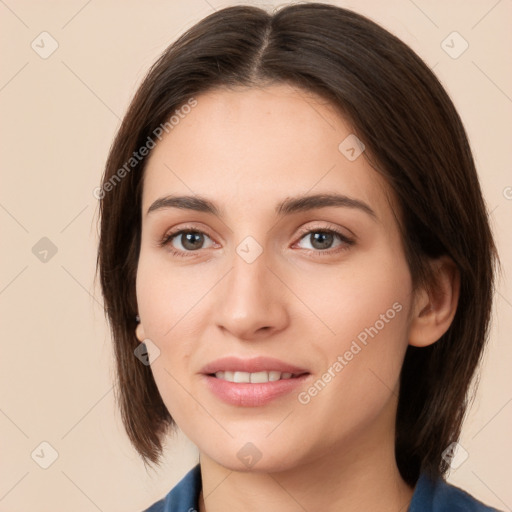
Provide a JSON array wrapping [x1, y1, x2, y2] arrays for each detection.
[[307, 231, 336, 250], [296, 228, 354, 254], [177, 231, 206, 251], [160, 229, 215, 256]]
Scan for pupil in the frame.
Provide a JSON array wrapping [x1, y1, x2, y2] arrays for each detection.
[[183, 232, 203, 250], [311, 232, 332, 250]]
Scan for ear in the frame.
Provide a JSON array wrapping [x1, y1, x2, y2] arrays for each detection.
[[135, 322, 146, 342], [408, 256, 460, 347]]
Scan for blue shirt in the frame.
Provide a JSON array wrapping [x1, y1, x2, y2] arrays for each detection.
[[143, 463, 503, 512]]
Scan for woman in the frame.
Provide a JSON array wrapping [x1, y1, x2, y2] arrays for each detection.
[[96, 3, 501, 511]]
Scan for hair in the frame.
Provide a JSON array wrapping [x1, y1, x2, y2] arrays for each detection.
[[96, 3, 498, 485]]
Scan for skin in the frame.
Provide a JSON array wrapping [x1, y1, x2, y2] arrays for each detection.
[[135, 84, 459, 512]]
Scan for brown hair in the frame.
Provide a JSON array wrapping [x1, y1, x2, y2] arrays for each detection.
[[96, 3, 497, 485]]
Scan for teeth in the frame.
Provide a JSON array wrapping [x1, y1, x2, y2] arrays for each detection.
[[249, 371, 268, 383], [213, 371, 296, 383], [234, 371, 250, 383]]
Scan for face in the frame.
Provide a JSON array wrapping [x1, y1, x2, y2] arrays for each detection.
[[135, 84, 415, 473]]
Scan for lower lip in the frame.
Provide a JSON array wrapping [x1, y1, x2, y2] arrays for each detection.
[[203, 374, 310, 407]]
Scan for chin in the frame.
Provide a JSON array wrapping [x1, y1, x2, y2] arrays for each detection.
[[199, 437, 306, 474]]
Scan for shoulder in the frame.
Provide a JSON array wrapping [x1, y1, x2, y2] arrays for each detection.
[[141, 464, 202, 512], [409, 472, 504, 512]]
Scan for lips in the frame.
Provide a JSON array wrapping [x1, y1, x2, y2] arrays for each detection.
[[200, 356, 308, 375], [200, 356, 310, 407], [214, 370, 296, 383]]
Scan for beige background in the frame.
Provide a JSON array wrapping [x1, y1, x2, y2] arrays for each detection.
[[1, 0, 511, 510]]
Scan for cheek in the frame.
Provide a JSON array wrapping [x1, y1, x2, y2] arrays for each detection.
[[289, 241, 412, 344], [135, 252, 215, 418], [293, 247, 412, 418], [294, 303, 410, 454], [135, 248, 213, 339]]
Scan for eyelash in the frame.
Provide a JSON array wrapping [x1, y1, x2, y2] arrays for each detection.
[[158, 224, 355, 259]]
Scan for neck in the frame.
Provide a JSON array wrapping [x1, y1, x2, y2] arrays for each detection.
[[197, 406, 415, 512]]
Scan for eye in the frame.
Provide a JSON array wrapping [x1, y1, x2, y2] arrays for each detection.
[[158, 224, 355, 258], [159, 228, 215, 257], [295, 226, 354, 256]]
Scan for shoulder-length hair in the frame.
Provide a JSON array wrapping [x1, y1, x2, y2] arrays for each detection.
[[96, 3, 497, 485]]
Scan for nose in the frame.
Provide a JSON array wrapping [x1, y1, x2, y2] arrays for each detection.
[[214, 244, 289, 341]]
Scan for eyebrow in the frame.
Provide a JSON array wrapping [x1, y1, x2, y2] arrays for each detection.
[[146, 193, 377, 220]]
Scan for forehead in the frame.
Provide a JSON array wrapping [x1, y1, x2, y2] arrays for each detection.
[[141, 84, 393, 223]]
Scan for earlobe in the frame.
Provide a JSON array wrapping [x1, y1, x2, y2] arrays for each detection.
[[135, 322, 146, 342], [408, 256, 460, 348]]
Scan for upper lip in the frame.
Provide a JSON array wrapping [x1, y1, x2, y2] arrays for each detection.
[[201, 356, 309, 375]]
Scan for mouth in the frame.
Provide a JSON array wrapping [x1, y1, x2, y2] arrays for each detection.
[[201, 356, 311, 407], [210, 370, 307, 383], [201, 355, 308, 376]]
